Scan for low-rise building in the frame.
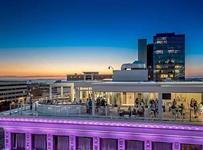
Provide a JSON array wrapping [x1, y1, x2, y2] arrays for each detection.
[[0, 80, 27, 111], [67, 72, 112, 81]]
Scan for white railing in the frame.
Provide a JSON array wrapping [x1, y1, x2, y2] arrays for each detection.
[[37, 104, 86, 116]]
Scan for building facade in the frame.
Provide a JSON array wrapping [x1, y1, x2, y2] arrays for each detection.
[[113, 61, 148, 82], [138, 39, 147, 66], [147, 44, 154, 80], [153, 33, 185, 81], [0, 81, 27, 111], [1, 116, 203, 150], [67, 72, 112, 81]]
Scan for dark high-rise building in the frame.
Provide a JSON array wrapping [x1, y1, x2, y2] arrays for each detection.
[[138, 39, 153, 80], [153, 33, 185, 81], [138, 39, 147, 66], [147, 44, 154, 80]]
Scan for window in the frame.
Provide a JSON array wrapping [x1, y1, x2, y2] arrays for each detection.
[[175, 70, 180, 73], [126, 140, 144, 150], [154, 50, 163, 54], [175, 65, 181, 69], [181, 144, 202, 150], [168, 49, 175, 53], [160, 74, 168, 78], [169, 74, 174, 78], [152, 142, 172, 150], [175, 50, 180, 53], [156, 37, 167, 44], [156, 65, 161, 69]]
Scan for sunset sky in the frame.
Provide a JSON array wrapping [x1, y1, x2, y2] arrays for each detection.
[[0, 0, 203, 78]]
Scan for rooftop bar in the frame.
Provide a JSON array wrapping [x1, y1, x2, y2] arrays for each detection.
[[1, 81, 203, 150]]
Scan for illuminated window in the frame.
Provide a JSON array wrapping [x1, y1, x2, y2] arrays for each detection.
[[154, 50, 163, 54], [171, 59, 175, 63], [168, 50, 175, 53], [169, 74, 174, 78], [156, 37, 167, 44], [165, 59, 170, 63], [160, 74, 168, 78], [156, 65, 161, 69], [168, 49, 180, 54], [175, 65, 180, 69], [175, 70, 180, 73], [175, 50, 180, 53]]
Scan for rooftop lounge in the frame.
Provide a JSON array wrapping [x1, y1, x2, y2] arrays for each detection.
[[1, 81, 203, 150]]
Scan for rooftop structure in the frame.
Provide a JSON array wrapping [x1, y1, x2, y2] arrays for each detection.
[[67, 72, 112, 81], [147, 44, 154, 80], [0, 81, 203, 149], [138, 39, 147, 66], [113, 61, 148, 82], [121, 60, 146, 70]]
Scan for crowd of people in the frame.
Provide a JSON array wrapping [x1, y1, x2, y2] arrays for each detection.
[[118, 98, 160, 118], [115, 97, 203, 119], [169, 99, 185, 118], [73, 98, 93, 114], [95, 97, 108, 114], [169, 98, 203, 119], [71, 96, 203, 119], [148, 99, 160, 117]]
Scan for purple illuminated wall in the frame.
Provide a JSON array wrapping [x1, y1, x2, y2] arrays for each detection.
[[0, 116, 203, 150]]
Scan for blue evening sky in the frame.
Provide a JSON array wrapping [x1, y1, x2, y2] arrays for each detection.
[[0, 0, 203, 77]]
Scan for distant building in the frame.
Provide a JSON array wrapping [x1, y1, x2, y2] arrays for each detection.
[[0, 81, 27, 111], [28, 83, 49, 99], [138, 39, 147, 66], [153, 33, 185, 81], [67, 72, 112, 81], [138, 39, 153, 81], [112, 61, 148, 82]]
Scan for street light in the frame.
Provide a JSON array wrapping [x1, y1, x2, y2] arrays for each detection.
[[108, 66, 114, 70]]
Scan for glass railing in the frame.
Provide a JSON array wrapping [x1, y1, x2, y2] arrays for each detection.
[[1, 103, 203, 124], [94, 105, 203, 123]]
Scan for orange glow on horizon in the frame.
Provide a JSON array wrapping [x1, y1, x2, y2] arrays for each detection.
[[1, 55, 203, 78], [1, 67, 203, 78], [186, 66, 203, 77], [0, 63, 114, 77]]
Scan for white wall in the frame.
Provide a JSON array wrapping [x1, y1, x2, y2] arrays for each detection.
[[112, 70, 148, 82]]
